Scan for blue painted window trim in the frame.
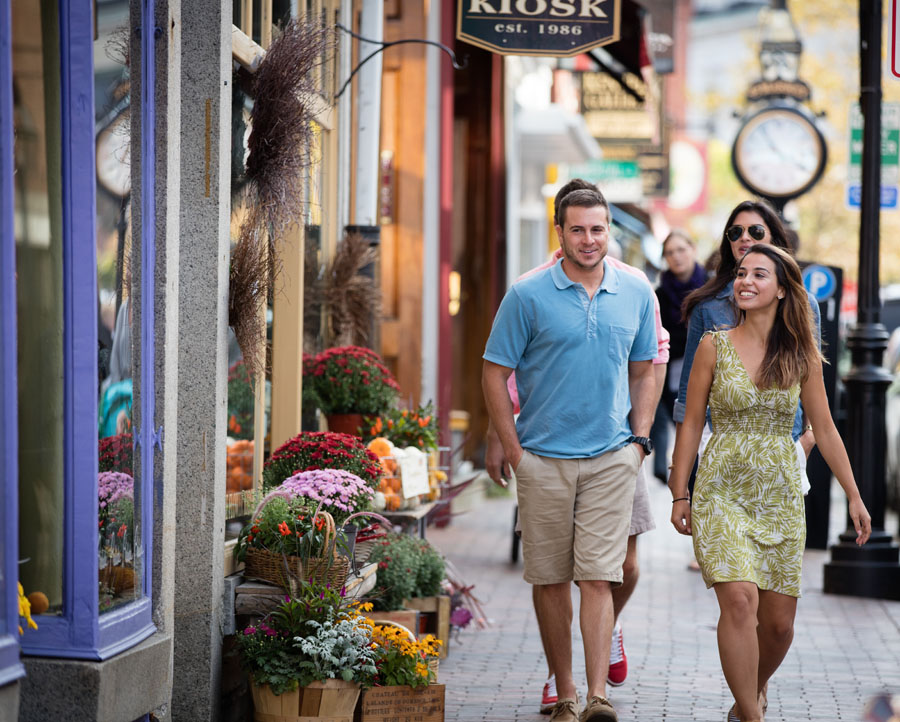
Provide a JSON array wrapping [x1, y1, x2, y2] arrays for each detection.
[[0, 0, 25, 686], [11, 0, 156, 661]]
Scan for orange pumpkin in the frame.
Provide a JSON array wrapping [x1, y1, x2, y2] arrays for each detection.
[[367, 437, 393, 458]]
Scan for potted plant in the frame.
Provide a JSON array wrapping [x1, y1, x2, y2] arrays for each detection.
[[278, 468, 377, 559], [262, 431, 383, 491], [365, 534, 445, 612], [303, 346, 400, 434], [357, 620, 445, 722], [98, 470, 136, 604], [235, 582, 378, 721], [362, 401, 440, 452], [98, 432, 133, 475], [234, 491, 351, 593]]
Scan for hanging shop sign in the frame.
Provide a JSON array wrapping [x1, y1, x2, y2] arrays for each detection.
[[578, 70, 654, 144], [457, 0, 622, 57]]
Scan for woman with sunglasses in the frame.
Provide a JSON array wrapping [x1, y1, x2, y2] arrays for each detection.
[[669, 244, 871, 722], [673, 202, 821, 489]]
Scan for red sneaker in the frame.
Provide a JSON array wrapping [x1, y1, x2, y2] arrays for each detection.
[[607, 623, 627, 687], [540, 674, 558, 714]]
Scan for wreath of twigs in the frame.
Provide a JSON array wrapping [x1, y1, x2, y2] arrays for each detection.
[[230, 17, 336, 378]]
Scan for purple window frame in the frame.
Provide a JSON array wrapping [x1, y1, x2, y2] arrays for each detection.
[[0, 0, 158, 661], [0, 0, 25, 686]]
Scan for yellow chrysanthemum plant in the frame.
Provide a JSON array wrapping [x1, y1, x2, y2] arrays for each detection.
[[17, 582, 37, 635], [370, 621, 442, 689]]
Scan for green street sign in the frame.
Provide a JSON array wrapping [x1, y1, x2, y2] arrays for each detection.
[[848, 102, 900, 209]]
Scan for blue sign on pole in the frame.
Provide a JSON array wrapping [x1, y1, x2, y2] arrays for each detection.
[[847, 184, 899, 208], [803, 264, 837, 302]]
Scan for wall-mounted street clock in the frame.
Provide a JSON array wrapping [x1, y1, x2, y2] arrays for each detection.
[[732, 104, 827, 200], [96, 112, 131, 198]]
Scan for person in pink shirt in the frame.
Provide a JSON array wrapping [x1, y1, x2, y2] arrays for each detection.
[[486, 179, 669, 713]]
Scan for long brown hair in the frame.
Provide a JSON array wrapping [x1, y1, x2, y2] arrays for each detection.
[[683, 200, 791, 319], [738, 244, 824, 389]]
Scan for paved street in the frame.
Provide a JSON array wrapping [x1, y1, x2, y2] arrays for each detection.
[[429, 476, 900, 721]]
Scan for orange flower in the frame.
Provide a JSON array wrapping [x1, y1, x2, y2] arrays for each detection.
[[278, 521, 290, 536]]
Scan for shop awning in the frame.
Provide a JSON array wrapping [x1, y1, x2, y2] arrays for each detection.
[[516, 105, 602, 165]]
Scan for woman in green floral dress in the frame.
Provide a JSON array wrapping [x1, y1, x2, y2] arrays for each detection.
[[668, 244, 871, 722]]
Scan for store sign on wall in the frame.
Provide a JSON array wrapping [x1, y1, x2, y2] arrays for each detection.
[[457, 0, 622, 57]]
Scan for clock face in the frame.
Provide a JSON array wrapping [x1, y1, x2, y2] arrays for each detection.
[[733, 107, 826, 199], [96, 114, 131, 198]]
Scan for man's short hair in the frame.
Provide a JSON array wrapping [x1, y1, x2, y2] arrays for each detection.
[[556, 188, 609, 229], [553, 178, 599, 225]]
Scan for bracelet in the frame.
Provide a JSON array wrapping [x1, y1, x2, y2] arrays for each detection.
[[672, 497, 690, 503], [804, 424, 813, 432]]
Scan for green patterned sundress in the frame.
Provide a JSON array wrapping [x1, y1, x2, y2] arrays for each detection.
[[692, 330, 805, 597]]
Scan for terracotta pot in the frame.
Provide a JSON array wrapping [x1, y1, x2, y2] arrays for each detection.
[[325, 413, 365, 436]]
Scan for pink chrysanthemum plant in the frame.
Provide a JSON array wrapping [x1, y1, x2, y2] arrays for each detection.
[[278, 469, 375, 527], [98, 471, 134, 553]]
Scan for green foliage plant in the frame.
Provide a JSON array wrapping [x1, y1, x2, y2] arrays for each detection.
[[234, 584, 377, 694], [365, 533, 445, 611], [233, 492, 334, 564], [227, 359, 255, 440]]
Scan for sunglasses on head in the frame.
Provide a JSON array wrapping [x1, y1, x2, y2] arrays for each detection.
[[725, 224, 767, 243]]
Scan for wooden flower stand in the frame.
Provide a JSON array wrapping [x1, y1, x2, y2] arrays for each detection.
[[251, 678, 361, 722], [402, 596, 450, 658], [354, 684, 445, 722]]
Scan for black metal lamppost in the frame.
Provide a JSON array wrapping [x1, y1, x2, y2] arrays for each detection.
[[823, 0, 900, 600]]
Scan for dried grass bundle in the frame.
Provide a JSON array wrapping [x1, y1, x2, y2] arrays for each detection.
[[245, 17, 335, 233], [230, 16, 334, 376], [229, 206, 274, 380], [322, 233, 381, 347]]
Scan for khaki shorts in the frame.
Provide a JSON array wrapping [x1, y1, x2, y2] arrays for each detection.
[[629, 463, 655, 536], [514, 445, 640, 586], [514, 452, 654, 536]]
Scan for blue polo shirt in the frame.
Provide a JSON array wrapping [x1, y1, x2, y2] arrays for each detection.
[[484, 258, 657, 459]]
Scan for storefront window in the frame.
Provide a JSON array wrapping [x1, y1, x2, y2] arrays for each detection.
[[226, 79, 269, 541], [13, 0, 65, 617], [95, 2, 140, 613], [7, 0, 155, 659]]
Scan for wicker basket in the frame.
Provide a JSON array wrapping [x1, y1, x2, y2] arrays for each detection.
[[242, 508, 350, 593]]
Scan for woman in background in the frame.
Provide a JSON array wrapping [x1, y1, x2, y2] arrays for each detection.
[[650, 230, 708, 482]]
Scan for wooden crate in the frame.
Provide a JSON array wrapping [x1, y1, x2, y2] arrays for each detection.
[[355, 684, 445, 722], [363, 609, 419, 633], [402, 596, 450, 658]]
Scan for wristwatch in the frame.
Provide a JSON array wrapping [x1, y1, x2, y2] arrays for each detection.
[[627, 436, 654, 456]]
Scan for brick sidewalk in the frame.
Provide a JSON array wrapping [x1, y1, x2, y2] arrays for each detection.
[[428, 479, 900, 721]]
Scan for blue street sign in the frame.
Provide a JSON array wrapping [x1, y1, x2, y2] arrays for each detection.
[[847, 183, 899, 208], [803, 264, 837, 302]]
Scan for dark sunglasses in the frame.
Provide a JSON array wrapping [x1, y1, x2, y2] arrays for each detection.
[[725, 224, 767, 243]]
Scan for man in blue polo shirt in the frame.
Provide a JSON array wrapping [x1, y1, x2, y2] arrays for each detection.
[[483, 188, 657, 722]]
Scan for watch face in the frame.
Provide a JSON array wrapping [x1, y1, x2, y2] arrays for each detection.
[[733, 107, 826, 198]]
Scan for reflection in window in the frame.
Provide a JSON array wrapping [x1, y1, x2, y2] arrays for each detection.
[[13, 0, 64, 617], [226, 80, 269, 540], [95, 5, 140, 612]]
